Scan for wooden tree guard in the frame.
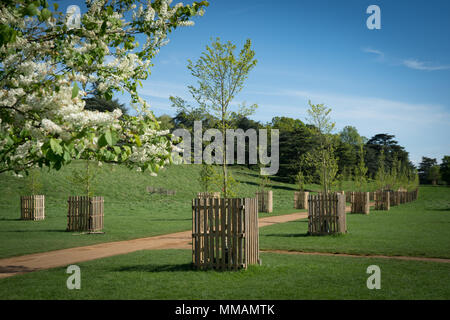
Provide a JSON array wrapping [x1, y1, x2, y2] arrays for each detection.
[[255, 190, 273, 213], [400, 191, 407, 204], [345, 192, 352, 203], [389, 191, 400, 206], [20, 195, 45, 220], [350, 192, 370, 214], [294, 191, 309, 210], [308, 193, 346, 235], [67, 196, 104, 232], [192, 197, 259, 270], [374, 191, 390, 211], [197, 192, 221, 199]]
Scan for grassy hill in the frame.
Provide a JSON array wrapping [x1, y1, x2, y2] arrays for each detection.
[[0, 162, 303, 259]]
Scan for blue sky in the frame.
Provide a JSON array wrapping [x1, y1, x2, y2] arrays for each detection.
[[64, 0, 450, 165]]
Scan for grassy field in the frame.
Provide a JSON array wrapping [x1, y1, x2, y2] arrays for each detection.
[[260, 186, 450, 258], [0, 162, 301, 259], [0, 249, 448, 300], [1, 163, 449, 300]]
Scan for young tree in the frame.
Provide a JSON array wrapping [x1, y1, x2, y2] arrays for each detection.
[[68, 160, 100, 197], [303, 101, 338, 194], [24, 168, 43, 195], [375, 149, 388, 190], [0, 0, 208, 174], [295, 170, 306, 191], [354, 138, 368, 191], [179, 38, 258, 197], [198, 163, 214, 193]]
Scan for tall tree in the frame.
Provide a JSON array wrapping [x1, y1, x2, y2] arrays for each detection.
[[339, 126, 362, 145], [182, 38, 258, 197], [440, 156, 450, 185], [84, 96, 128, 116], [428, 165, 441, 185], [418, 157, 438, 184], [0, 0, 208, 174]]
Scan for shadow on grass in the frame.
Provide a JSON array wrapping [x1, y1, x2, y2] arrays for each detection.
[[148, 218, 191, 222], [117, 263, 193, 273], [0, 218, 22, 221], [235, 179, 297, 191], [263, 233, 309, 238], [6, 229, 67, 233], [426, 208, 450, 212], [0, 265, 39, 274]]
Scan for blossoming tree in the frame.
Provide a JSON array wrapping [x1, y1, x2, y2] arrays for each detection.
[[0, 0, 207, 174]]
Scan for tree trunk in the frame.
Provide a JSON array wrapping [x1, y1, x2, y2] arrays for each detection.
[[222, 116, 227, 197]]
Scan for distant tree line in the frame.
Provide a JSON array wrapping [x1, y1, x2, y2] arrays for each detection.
[[155, 106, 422, 185], [84, 95, 448, 187], [418, 156, 450, 185]]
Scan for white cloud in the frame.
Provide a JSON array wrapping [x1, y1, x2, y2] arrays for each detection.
[[402, 59, 450, 71], [251, 88, 450, 165], [362, 47, 385, 59]]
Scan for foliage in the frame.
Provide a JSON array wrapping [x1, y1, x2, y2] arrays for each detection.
[[353, 138, 368, 191], [0, 0, 208, 174], [428, 165, 441, 185], [83, 95, 128, 116], [375, 149, 388, 190], [175, 38, 258, 197], [440, 156, 450, 185], [198, 163, 214, 193], [303, 101, 338, 194], [24, 167, 43, 195], [295, 170, 306, 191], [156, 114, 175, 131], [339, 125, 364, 145], [364, 134, 413, 178], [67, 160, 99, 197], [259, 171, 271, 191], [418, 157, 438, 184]]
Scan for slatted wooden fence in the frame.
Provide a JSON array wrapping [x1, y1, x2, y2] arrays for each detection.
[[374, 190, 390, 211], [197, 192, 221, 199], [294, 191, 309, 210], [308, 193, 346, 235], [192, 197, 259, 270], [20, 195, 45, 220], [255, 190, 273, 213], [350, 191, 370, 214], [67, 196, 104, 232], [345, 192, 352, 203]]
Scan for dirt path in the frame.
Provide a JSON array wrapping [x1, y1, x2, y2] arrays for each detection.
[[3, 202, 442, 279], [0, 211, 308, 279], [262, 250, 450, 264]]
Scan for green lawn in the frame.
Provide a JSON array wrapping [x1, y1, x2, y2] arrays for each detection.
[[260, 186, 450, 258], [0, 249, 448, 300], [0, 163, 301, 259]]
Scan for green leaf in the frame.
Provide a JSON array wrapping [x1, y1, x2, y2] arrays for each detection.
[[24, 4, 38, 17], [134, 134, 142, 147], [40, 8, 51, 20], [104, 130, 113, 146], [71, 82, 79, 99], [53, 3, 59, 10], [49, 138, 63, 155]]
